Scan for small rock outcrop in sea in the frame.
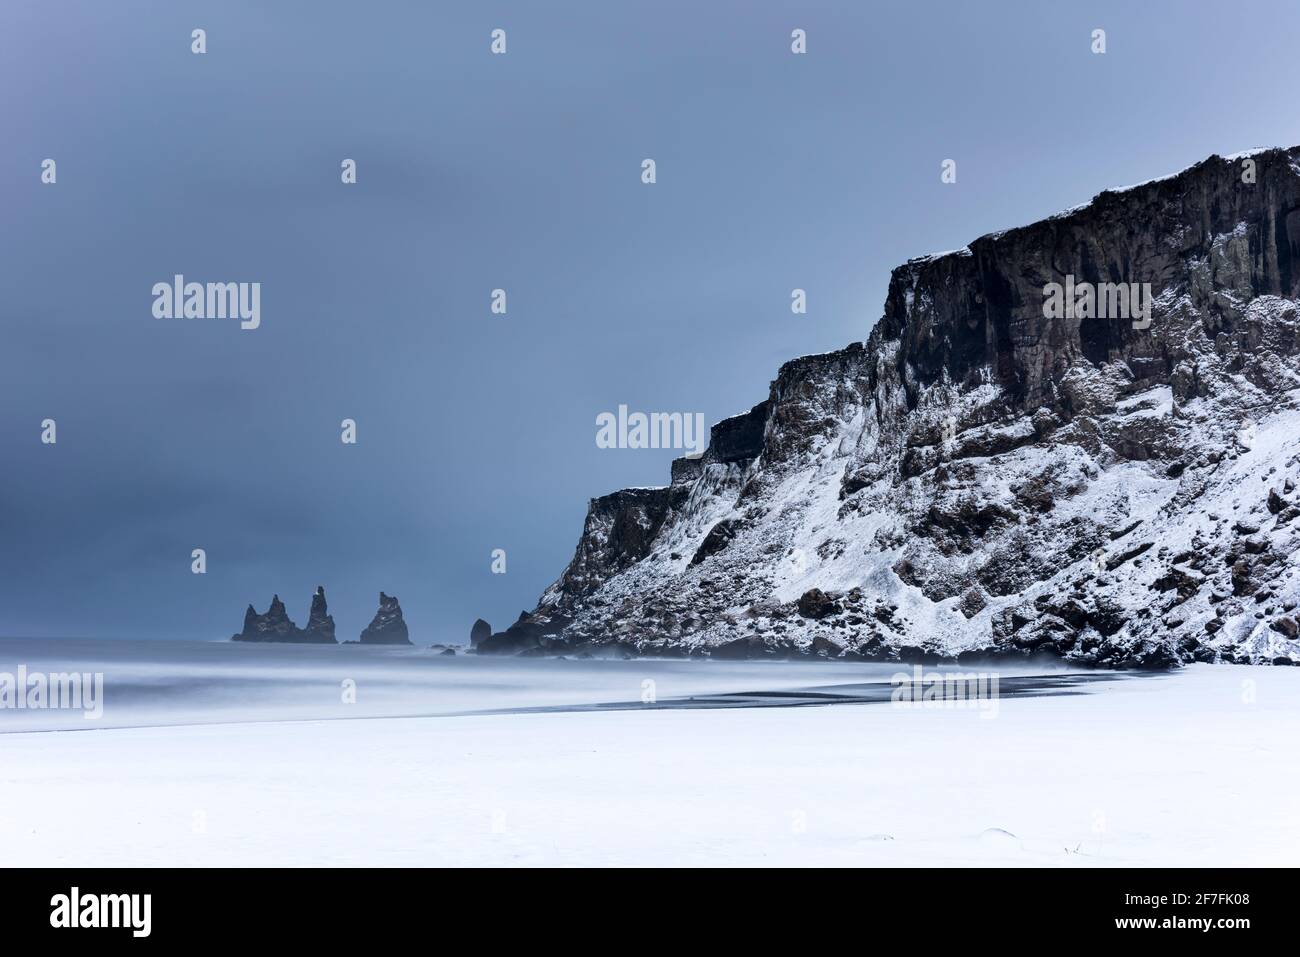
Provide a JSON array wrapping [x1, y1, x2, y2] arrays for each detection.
[[359, 592, 411, 645], [470, 618, 492, 648], [232, 591, 338, 643], [302, 586, 336, 642], [232, 594, 297, 642]]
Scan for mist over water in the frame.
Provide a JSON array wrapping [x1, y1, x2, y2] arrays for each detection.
[[0, 637, 1115, 732]]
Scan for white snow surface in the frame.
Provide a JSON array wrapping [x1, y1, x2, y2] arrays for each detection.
[[1, 639, 1297, 866]]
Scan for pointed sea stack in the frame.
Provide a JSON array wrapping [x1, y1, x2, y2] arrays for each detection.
[[232, 594, 300, 642], [301, 586, 338, 643], [231, 588, 339, 643], [359, 592, 411, 645]]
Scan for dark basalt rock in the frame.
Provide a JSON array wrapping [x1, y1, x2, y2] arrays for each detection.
[[232, 594, 298, 642], [797, 588, 839, 619], [232, 590, 338, 643], [477, 610, 573, 656], [704, 403, 769, 465], [670, 455, 704, 485], [302, 586, 336, 642], [545, 486, 690, 602], [359, 592, 411, 645], [811, 634, 845, 657], [470, 618, 492, 648], [690, 518, 745, 566], [710, 637, 753, 660]]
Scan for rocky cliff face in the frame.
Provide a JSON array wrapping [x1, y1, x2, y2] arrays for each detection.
[[359, 592, 410, 645], [232, 590, 338, 644], [482, 148, 1300, 667]]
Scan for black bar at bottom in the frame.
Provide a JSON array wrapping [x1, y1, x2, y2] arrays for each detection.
[[0, 868, 1281, 943]]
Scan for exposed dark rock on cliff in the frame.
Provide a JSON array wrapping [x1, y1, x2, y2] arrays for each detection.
[[232, 591, 337, 643], [478, 610, 571, 656], [690, 518, 745, 566], [481, 148, 1300, 666], [359, 592, 411, 645], [469, 618, 492, 648], [797, 588, 839, 620]]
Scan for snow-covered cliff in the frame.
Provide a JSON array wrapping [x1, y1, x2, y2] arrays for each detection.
[[483, 148, 1300, 666]]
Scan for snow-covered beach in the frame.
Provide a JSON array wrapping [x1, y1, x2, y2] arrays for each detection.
[[1, 639, 1295, 867]]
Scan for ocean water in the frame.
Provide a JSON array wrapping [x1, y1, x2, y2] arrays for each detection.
[[0, 637, 1104, 732]]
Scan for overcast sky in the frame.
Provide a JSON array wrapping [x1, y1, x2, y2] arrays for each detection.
[[4, 0, 1300, 642]]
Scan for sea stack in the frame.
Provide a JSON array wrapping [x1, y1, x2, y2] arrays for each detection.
[[301, 586, 337, 643], [359, 592, 411, 645], [232, 594, 300, 642], [470, 618, 492, 649], [231, 589, 339, 643]]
